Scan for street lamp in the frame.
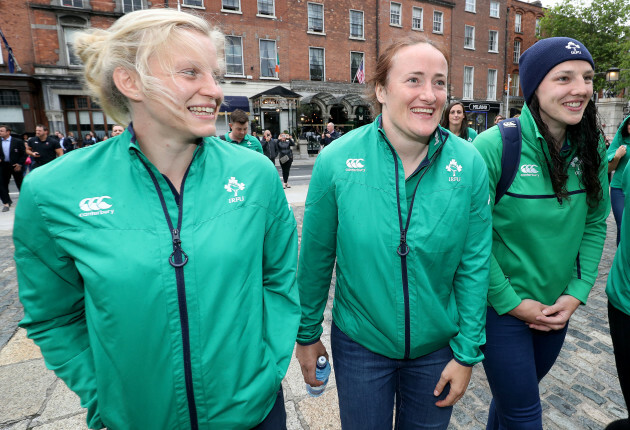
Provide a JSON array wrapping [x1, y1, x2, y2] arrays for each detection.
[[605, 67, 621, 98]]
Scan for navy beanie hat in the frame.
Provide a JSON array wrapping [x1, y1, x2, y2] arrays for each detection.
[[519, 37, 594, 104]]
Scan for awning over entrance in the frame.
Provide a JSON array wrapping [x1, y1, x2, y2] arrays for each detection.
[[250, 86, 302, 99], [219, 96, 250, 113]]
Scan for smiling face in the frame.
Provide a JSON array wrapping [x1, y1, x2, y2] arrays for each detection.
[[535, 60, 594, 134], [138, 31, 223, 141], [376, 43, 448, 145]]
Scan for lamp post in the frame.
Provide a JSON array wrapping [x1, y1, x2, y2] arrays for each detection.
[[605, 67, 621, 98]]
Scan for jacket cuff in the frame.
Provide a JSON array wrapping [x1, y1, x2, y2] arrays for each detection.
[[563, 278, 592, 305], [488, 279, 522, 315]]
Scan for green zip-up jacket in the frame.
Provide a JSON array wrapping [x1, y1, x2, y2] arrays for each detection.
[[222, 132, 264, 154], [297, 117, 492, 365], [14, 129, 300, 429], [607, 115, 630, 189], [474, 104, 610, 315], [607, 163, 630, 315]]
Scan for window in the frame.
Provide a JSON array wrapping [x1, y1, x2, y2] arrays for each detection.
[[390, 2, 401, 26], [350, 51, 364, 82], [63, 27, 81, 66], [225, 36, 244, 76], [433, 11, 443, 33], [259, 39, 277, 78], [350, 10, 364, 38], [412, 7, 423, 31], [465, 0, 475, 13], [464, 26, 475, 49], [490, 0, 499, 18], [122, 0, 143, 12], [308, 3, 324, 33], [513, 40, 521, 63], [62, 0, 83, 6], [62, 95, 112, 142], [309, 47, 324, 81], [463, 66, 474, 99], [515, 13, 522, 32], [222, 0, 240, 12], [535, 18, 541, 37], [488, 30, 498, 52], [1, 90, 24, 134], [0, 42, 3, 65], [257, 0, 274, 16], [487, 69, 497, 100], [509, 74, 520, 97], [183, 0, 203, 6]]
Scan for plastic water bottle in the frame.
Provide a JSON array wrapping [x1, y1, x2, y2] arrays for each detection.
[[306, 356, 331, 397]]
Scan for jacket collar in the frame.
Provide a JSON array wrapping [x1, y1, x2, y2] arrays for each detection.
[[375, 114, 446, 159], [520, 103, 574, 158], [126, 122, 205, 152]]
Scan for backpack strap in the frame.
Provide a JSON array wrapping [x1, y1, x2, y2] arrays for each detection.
[[496, 118, 522, 205]]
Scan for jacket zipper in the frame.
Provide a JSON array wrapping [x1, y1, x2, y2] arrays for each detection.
[[136, 150, 198, 430], [383, 132, 443, 359]]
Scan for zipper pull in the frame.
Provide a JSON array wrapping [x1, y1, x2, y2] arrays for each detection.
[[397, 229, 410, 256], [169, 228, 189, 268]]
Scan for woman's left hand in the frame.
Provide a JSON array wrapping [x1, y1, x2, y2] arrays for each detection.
[[434, 359, 472, 407], [531, 295, 581, 331]]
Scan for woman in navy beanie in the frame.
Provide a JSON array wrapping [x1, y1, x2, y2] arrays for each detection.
[[474, 37, 610, 429]]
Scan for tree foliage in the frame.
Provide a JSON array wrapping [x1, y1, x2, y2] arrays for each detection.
[[540, 0, 630, 96]]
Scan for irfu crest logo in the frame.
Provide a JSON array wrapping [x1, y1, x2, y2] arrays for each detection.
[[225, 177, 246, 203], [445, 159, 463, 182]]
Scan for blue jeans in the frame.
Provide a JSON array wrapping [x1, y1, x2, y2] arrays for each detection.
[[331, 322, 453, 430], [611, 187, 625, 246], [482, 307, 568, 429], [252, 389, 286, 429]]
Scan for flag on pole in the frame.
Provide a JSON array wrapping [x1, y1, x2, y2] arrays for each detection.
[[0, 28, 19, 73], [275, 53, 280, 75], [354, 58, 365, 84]]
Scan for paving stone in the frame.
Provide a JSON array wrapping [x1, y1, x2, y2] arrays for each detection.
[[297, 389, 340, 430], [31, 380, 84, 426], [550, 385, 581, 406], [575, 373, 606, 392], [0, 359, 56, 424], [580, 402, 613, 427], [572, 384, 606, 406], [0, 420, 29, 430], [568, 328, 592, 342], [285, 400, 304, 430], [33, 413, 88, 430], [546, 394, 577, 416], [576, 340, 602, 355], [606, 390, 628, 408], [0, 329, 41, 366]]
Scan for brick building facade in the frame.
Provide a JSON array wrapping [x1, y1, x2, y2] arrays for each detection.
[[0, 0, 543, 139]]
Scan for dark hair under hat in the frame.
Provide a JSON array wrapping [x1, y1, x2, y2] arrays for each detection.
[[519, 37, 594, 104]]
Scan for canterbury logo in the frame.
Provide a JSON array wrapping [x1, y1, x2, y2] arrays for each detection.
[[503, 120, 517, 128], [346, 159, 365, 169], [79, 196, 112, 211], [520, 164, 539, 174]]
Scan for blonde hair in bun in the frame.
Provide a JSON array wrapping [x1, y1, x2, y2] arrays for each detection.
[[73, 8, 225, 125]]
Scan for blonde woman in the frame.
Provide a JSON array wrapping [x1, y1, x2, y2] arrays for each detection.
[[14, 9, 300, 430]]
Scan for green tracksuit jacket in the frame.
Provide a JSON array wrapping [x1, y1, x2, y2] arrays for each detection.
[[14, 129, 300, 429], [474, 104, 610, 315], [297, 117, 492, 365], [607, 163, 630, 315], [607, 115, 630, 189], [222, 132, 264, 154]]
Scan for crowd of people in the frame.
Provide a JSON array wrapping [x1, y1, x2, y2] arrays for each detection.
[[4, 8, 629, 430]]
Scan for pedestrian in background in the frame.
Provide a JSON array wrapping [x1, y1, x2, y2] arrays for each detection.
[[605, 159, 630, 430], [440, 101, 477, 142], [296, 35, 492, 429], [607, 115, 630, 245], [473, 37, 609, 429], [277, 131, 295, 188], [219, 109, 264, 154], [26, 124, 63, 169], [14, 8, 299, 430], [261, 129, 277, 164], [493, 115, 504, 125], [320, 122, 339, 149], [111, 124, 125, 136], [0, 125, 26, 212]]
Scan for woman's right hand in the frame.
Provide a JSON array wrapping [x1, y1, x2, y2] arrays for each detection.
[[507, 299, 550, 331], [295, 340, 329, 386], [615, 145, 627, 160]]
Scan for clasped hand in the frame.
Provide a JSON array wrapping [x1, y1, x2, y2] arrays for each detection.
[[508, 295, 581, 331]]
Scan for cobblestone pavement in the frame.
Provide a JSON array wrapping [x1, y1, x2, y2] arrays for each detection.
[[0, 207, 627, 429]]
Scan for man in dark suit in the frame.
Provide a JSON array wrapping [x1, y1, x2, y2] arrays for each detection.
[[0, 125, 26, 212]]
